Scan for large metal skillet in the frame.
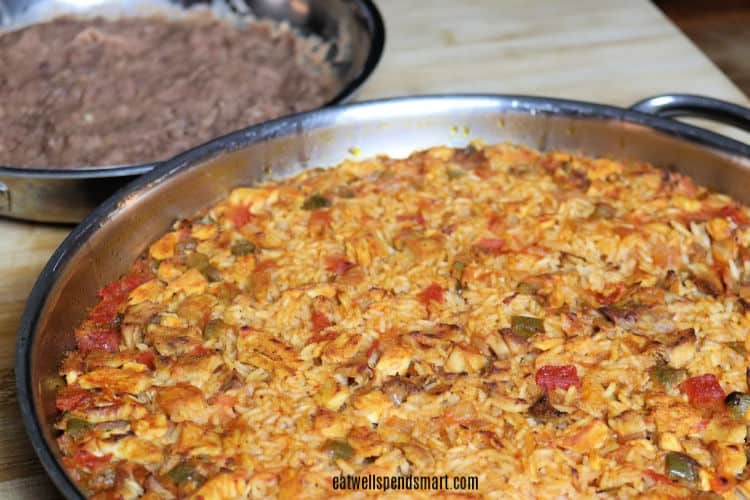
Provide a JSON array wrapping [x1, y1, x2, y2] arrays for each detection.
[[0, 0, 385, 222], [15, 93, 750, 498]]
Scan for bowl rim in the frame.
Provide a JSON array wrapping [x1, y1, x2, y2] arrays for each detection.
[[0, 0, 386, 178], [15, 93, 750, 499]]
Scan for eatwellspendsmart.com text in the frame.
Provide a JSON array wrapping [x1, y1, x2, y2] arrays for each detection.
[[332, 474, 479, 492]]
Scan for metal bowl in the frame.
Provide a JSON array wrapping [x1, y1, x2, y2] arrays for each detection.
[[15, 93, 750, 498], [0, 0, 385, 222]]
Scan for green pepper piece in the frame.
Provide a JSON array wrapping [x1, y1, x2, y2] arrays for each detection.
[[201, 265, 221, 282], [185, 252, 210, 270], [726, 391, 750, 420], [516, 281, 542, 295], [451, 261, 465, 278], [204, 319, 229, 340], [728, 341, 747, 356], [593, 202, 616, 218], [66, 417, 92, 439], [664, 451, 699, 484], [168, 463, 196, 484], [175, 238, 197, 255], [649, 365, 687, 388], [323, 439, 353, 460], [334, 186, 355, 199], [447, 168, 466, 179], [511, 315, 545, 338], [231, 239, 255, 256], [302, 194, 331, 210]]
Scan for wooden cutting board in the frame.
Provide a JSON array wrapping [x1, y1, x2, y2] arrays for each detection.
[[0, 0, 747, 497]]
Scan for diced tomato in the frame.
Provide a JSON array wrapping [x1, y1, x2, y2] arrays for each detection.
[[309, 209, 333, 230], [255, 259, 277, 273], [308, 330, 337, 345], [474, 166, 494, 179], [643, 469, 671, 485], [397, 213, 425, 225], [135, 351, 156, 370], [91, 264, 152, 328], [715, 204, 750, 225], [679, 374, 725, 407], [692, 419, 709, 432], [417, 283, 444, 307], [488, 215, 505, 235], [710, 475, 735, 493], [190, 345, 212, 357], [87, 297, 121, 326], [311, 309, 332, 333], [324, 255, 355, 275], [212, 394, 238, 407], [56, 386, 92, 412], [75, 327, 120, 353], [70, 450, 112, 473], [474, 238, 506, 254], [535, 365, 581, 391], [227, 204, 253, 228]]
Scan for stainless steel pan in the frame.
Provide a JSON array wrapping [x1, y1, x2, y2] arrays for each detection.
[[0, 0, 385, 222], [15, 93, 750, 498]]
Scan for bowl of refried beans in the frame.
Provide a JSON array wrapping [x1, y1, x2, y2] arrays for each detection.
[[0, 0, 384, 222]]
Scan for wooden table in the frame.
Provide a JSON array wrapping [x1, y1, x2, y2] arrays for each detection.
[[0, 0, 747, 497]]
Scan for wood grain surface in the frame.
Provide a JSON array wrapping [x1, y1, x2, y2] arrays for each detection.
[[0, 0, 747, 497]]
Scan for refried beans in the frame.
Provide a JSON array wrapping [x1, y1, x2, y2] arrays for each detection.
[[0, 15, 337, 167]]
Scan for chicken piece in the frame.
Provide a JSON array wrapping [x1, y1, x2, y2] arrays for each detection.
[[444, 343, 487, 374], [156, 383, 209, 424], [149, 231, 179, 260], [236, 329, 301, 375], [559, 419, 610, 454], [703, 415, 747, 444], [122, 301, 162, 326], [166, 268, 209, 298], [374, 345, 412, 379], [651, 398, 703, 436], [662, 328, 697, 369], [190, 473, 247, 500], [146, 324, 203, 356], [98, 436, 163, 465], [128, 279, 165, 306], [348, 425, 388, 458], [132, 414, 169, 440], [396, 233, 445, 262], [78, 400, 148, 423], [321, 332, 364, 364], [176, 294, 216, 329], [77, 368, 151, 394], [400, 443, 435, 469], [352, 390, 392, 424], [176, 421, 223, 457], [159, 354, 224, 392], [313, 409, 352, 439], [712, 443, 747, 477]]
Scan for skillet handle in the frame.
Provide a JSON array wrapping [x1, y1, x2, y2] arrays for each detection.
[[630, 94, 750, 133]]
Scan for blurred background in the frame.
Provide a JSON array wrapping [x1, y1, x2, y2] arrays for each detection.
[[655, 0, 750, 95]]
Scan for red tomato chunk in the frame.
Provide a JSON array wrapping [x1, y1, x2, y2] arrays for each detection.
[[679, 374, 725, 407], [536, 365, 581, 391], [475, 238, 505, 254], [311, 309, 332, 333], [56, 386, 92, 412], [417, 283, 444, 306], [227, 204, 253, 228], [75, 327, 120, 353], [325, 255, 355, 275]]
